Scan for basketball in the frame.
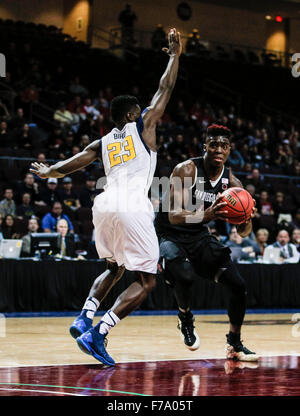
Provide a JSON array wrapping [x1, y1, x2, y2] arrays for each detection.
[[219, 187, 254, 224]]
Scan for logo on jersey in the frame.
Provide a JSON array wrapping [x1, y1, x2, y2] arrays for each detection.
[[222, 177, 228, 190]]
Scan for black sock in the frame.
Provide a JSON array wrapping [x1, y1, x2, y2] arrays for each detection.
[[227, 331, 241, 344]]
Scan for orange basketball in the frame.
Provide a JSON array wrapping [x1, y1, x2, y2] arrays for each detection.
[[219, 187, 254, 225]]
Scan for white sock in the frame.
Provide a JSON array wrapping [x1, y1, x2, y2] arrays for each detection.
[[98, 310, 120, 335], [82, 296, 100, 320]]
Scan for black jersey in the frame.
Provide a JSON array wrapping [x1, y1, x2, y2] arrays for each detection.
[[154, 157, 230, 239]]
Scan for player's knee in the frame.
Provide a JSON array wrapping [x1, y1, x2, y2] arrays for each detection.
[[107, 262, 125, 280], [167, 259, 196, 287]]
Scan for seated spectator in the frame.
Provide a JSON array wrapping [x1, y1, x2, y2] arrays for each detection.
[[0, 213, 3, 240], [21, 217, 40, 256], [0, 188, 16, 217], [16, 173, 40, 205], [264, 229, 300, 264], [255, 228, 269, 255], [0, 120, 11, 148], [53, 102, 74, 128], [79, 176, 99, 208], [257, 190, 274, 216], [227, 142, 245, 168], [69, 76, 88, 97], [245, 168, 265, 194], [58, 177, 81, 211], [48, 127, 64, 151], [2, 214, 20, 239], [14, 123, 33, 149], [56, 218, 76, 258], [292, 209, 300, 229], [59, 131, 75, 158], [151, 24, 167, 52], [291, 228, 300, 253], [78, 134, 90, 151], [273, 192, 295, 218], [82, 98, 103, 122], [188, 137, 202, 158], [9, 108, 27, 130], [16, 193, 36, 219], [225, 226, 260, 262], [38, 178, 61, 206], [41, 201, 74, 233]]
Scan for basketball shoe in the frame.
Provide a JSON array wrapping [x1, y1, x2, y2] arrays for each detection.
[[225, 332, 259, 361], [69, 313, 93, 339], [76, 327, 115, 366], [177, 310, 200, 351]]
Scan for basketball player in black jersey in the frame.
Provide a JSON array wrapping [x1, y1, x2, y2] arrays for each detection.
[[155, 124, 258, 361]]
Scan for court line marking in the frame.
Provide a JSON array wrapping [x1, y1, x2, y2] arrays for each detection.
[[0, 387, 85, 396], [0, 353, 299, 368], [0, 382, 150, 396]]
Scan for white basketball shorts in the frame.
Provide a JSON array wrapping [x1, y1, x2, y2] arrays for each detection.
[[92, 190, 159, 274]]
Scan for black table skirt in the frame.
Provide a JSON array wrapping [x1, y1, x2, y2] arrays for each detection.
[[0, 259, 300, 312]]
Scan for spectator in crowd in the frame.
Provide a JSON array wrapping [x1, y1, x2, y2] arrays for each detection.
[[60, 131, 75, 158], [0, 188, 16, 217], [79, 176, 99, 208], [82, 98, 103, 122], [56, 218, 76, 258], [291, 228, 300, 253], [69, 76, 88, 97], [21, 217, 40, 256], [255, 228, 269, 255], [151, 24, 167, 52], [38, 178, 61, 207], [58, 177, 81, 211], [41, 201, 74, 233], [2, 214, 20, 239], [225, 226, 260, 262], [227, 142, 245, 168], [118, 3, 137, 47], [78, 134, 90, 151], [16, 193, 36, 219], [186, 29, 201, 54], [48, 127, 64, 151], [0, 120, 11, 148], [245, 184, 256, 199], [292, 209, 300, 229], [257, 190, 274, 216], [0, 213, 3, 240], [14, 123, 33, 149], [0, 99, 9, 120], [9, 108, 27, 130], [273, 191, 295, 218], [16, 173, 39, 205], [245, 168, 265, 194], [264, 229, 300, 263], [53, 102, 73, 128]]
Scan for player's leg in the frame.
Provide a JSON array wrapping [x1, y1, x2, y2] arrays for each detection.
[[218, 260, 259, 361], [160, 238, 200, 350], [166, 257, 200, 351], [69, 261, 125, 339], [76, 271, 156, 366]]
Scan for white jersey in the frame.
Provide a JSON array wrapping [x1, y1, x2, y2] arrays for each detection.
[[101, 115, 157, 196]]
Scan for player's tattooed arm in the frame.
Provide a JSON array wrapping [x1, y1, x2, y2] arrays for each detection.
[[142, 28, 182, 150], [168, 161, 228, 224], [30, 140, 101, 179], [229, 169, 255, 237]]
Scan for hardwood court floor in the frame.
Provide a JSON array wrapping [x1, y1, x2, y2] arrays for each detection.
[[0, 313, 300, 396]]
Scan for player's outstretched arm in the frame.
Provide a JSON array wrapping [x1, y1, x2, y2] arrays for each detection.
[[30, 140, 101, 179], [142, 28, 182, 149]]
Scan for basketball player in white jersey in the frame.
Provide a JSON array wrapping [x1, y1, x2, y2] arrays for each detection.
[[30, 28, 182, 366]]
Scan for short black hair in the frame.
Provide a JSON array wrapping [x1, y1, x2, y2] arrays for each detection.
[[110, 95, 139, 124], [206, 124, 232, 140]]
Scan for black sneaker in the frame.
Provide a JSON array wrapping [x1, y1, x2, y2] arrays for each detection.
[[177, 311, 200, 351], [225, 333, 259, 362]]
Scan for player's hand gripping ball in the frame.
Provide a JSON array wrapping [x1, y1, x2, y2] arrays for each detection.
[[218, 187, 254, 224]]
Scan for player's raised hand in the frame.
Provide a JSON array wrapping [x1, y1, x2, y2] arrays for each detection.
[[29, 162, 51, 179], [162, 28, 182, 57]]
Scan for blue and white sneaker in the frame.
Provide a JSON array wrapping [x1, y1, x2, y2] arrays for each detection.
[[69, 314, 93, 339], [76, 328, 115, 366]]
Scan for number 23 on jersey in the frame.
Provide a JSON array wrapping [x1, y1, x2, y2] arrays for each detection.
[[107, 135, 136, 168]]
